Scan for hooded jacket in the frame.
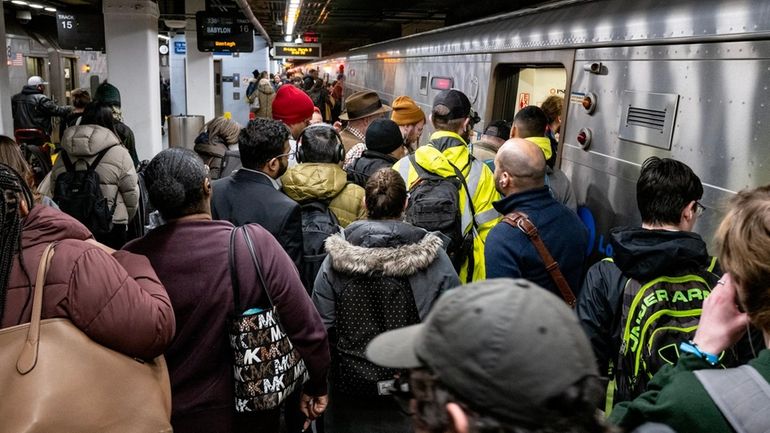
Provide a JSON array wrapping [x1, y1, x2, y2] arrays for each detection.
[[43, 124, 139, 225], [3, 204, 175, 360], [313, 220, 460, 328], [576, 227, 717, 374], [393, 131, 501, 282], [282, 162, 367, 227], [345, 149, 398, 187], [11, 85, 71, 136], [255, 78, 275, 119]]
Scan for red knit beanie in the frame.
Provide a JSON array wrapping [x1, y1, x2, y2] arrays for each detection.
[[272, 85, 314, 125]]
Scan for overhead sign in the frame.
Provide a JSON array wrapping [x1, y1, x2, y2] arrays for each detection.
[[56, 12, 105, 51], [174, 41, 187, 54], [272, 43, 321, 59], [195, 12, 254, 53], [301, 32, 319, 43]]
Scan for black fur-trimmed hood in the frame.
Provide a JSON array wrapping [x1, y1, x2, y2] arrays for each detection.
[[325, 220, 444, 277]]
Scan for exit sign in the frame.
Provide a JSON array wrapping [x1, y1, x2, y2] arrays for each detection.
[[302, 32, 319, 43]]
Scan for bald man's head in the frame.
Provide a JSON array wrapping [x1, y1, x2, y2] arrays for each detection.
[[493, 138, 546, 196]]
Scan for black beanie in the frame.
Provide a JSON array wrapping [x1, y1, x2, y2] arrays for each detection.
[[366, 118, 404, 154]]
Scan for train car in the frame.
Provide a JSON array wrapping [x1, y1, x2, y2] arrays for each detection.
[[310, 0, 770, 260]]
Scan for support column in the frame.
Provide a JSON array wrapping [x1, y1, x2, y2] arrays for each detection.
[[0, 1, 15, 135], [185, 0, 215, 121], [103, 0, 162, 160]]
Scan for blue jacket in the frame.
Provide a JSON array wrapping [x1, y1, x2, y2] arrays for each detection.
[[484, 186, 588, 298]]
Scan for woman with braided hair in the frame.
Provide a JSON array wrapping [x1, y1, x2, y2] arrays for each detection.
[[0, 163, 174, 360], [312, 168, 460, 433]]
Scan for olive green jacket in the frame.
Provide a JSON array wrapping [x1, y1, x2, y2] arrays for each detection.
[[281, 162, 366, 227]]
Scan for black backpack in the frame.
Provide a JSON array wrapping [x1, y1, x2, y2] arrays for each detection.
[[404, 154, 476, 279], [333, 274, 420, 397], [300, 200, 342, 293], [54, 145, 118, 236]]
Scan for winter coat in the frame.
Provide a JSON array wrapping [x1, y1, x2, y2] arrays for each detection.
[[484, 186, 588, 298], [576, 228, 718, 374], [340, 128, 363, 153], [11, 85, 71, 136], [610, 351, 770, 433], [471, 139, 499, 171], [546, 165, 577, 211], [114, 120, 140, 168], [43, 124, 140, 225], [2, 204, 175, 360], [313, 220, 459, 433], [211, 168, 304, 274], [281, 163, 367, 228], [125, 219, 330, 433], [393, 131, 501, 282], [255, 78, 275, 119], [345, 150, 398, 187]]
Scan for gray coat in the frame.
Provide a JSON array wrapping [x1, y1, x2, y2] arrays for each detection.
[[312, 220, 460, 433]]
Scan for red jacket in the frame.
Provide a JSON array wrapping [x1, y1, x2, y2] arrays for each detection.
[[2, 205, 175, 360]]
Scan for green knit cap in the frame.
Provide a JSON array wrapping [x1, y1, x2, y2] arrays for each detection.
[[94, 81, 121, 107]]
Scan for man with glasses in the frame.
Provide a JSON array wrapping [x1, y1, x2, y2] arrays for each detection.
[[576, 156, 725, 405], [211, 118, 304, 279]]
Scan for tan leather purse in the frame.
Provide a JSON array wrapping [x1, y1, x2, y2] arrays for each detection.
[[0, 243, 173, 433]]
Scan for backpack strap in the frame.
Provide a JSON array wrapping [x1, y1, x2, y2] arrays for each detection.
[[502, 211, 576, 308], [694, 365, 770, 433], [90, 144, 116, 170]]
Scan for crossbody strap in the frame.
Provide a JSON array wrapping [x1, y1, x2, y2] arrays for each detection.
[[694, 365, 770, 433], [502, 211, 576, 308], [229, 226, 274, 315]]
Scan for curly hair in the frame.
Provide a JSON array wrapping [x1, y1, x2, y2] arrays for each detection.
[[143, 148, 208, 220], [365, 168, 407, 220], [238, 118, 290, 169], [409, 369, 614, 433]]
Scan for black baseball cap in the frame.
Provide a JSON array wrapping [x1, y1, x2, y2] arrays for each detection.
[[366, 279, 598, 424], [432, 89, 472, 120]]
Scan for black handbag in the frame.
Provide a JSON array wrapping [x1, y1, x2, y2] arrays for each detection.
[[228, 226, 309, 412]]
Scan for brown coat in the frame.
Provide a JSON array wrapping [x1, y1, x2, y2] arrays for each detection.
[[2, 205, 175, 360]]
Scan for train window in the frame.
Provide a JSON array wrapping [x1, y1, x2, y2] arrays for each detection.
[[491, 65, 567, 124], [430, 76, 454, 90], [419, 75, 428, 96]]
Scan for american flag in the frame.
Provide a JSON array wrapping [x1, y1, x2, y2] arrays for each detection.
[[6, 53, 23, 67]]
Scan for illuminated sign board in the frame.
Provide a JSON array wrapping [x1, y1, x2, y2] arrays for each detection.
[[56, 13, 105, 51], [195, 12, 254, 53], [272, 43, 322, 59], [302, 32, 320, 43]]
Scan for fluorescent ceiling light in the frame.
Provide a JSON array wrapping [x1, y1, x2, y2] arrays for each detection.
[[158, 34, 170, 41], [44, 6, 55, 11], [11, 1, 28, 5], [29, 3, 43, 8]]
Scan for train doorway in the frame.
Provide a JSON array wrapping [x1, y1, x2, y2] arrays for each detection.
[[214, 59, 223, 117], [490, 64, 567, 125]]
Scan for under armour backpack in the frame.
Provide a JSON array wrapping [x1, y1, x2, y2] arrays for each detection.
[[404, 154, 475, 276], [612, 260, 722, 403], [333, 274, 420, 397], [300, 200, 342, 293], [53, 145, 118, 236]]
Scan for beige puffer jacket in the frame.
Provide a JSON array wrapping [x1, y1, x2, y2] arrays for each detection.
[[44, 124, 139, 224]]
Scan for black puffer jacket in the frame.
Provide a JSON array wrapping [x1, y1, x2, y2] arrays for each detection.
[[576, 227, 717, 374], [345, 150, 398, 187], [11, 85, 71, 136]]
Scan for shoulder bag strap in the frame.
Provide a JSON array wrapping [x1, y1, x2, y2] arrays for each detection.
[[694, 365, 770, 433], [17, 243, 56, 374], [240, 226, 274, 308], [228, 227, 242, 313], [502, 211, 576, 308]]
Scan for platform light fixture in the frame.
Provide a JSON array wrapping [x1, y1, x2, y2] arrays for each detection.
[[11, 1, 29, 5], [285, 0, 300, 39], [43, 6, 55, 11], [284, 35, 292, 42], [29, 3, 43, 8]]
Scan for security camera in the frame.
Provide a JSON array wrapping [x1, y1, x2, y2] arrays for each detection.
[[17, 10, 32, 24]]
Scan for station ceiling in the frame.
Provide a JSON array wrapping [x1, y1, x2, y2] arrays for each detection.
[[3, 0, 548, 57]]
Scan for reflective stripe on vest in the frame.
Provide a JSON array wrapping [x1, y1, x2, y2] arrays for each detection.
[[397, 159, 411, 185], [460, 159, 484, 234]]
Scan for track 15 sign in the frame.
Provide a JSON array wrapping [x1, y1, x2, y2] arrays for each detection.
[[272, 43, 321, 59], [195, 12, 253, 52], [56, 13, 105, 51]]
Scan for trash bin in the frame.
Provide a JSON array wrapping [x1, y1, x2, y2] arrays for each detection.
[[168, 115, 205, 150]]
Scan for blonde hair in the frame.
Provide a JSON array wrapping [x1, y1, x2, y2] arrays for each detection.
[[716, 185, 770, 330]]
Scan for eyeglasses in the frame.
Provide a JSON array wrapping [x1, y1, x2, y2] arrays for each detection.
[[273, 151, 295, 160], [694, 201, 706, 216]]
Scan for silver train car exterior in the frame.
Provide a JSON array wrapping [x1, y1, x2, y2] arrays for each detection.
[[311, 0, 770, 260]]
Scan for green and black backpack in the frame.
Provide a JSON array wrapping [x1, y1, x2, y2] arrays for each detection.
[[610, 257, 720, 404]]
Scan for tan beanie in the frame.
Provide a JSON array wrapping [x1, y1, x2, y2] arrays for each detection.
[[391, 96, 425, 125]]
